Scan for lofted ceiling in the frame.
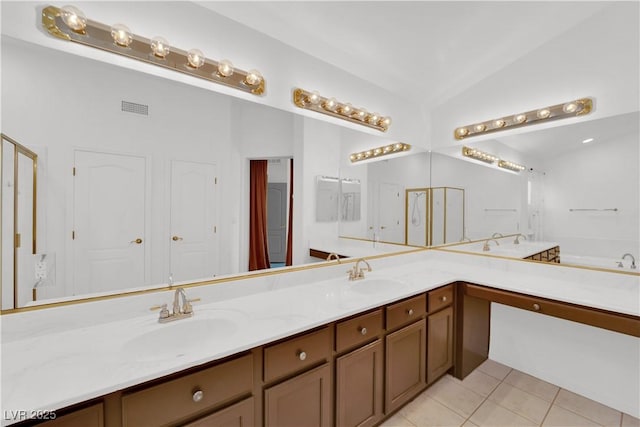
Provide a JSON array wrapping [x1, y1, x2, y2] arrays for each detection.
[[198, 1, 609, 109]]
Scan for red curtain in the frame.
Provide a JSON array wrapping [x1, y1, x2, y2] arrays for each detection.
[[285, 159, 294, 266], [249, 160, 270, 271]]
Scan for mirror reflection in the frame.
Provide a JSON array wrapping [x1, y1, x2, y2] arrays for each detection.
[[433, 111, 639, 272]]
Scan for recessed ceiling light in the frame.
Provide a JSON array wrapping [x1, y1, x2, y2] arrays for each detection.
[[582, 138, 594, 144]]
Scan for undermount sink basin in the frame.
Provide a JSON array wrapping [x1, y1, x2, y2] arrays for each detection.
[[123, 317, 239, 362], [348, 278, 406, 294]]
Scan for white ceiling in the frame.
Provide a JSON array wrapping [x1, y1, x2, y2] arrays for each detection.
[[199, 1, 609, 108]]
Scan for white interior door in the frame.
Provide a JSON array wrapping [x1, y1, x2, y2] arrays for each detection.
[[379, 182, 403, 244], [1, 141, 16, 309], [73, 151, 146, 295], [170, 160, 217, 282]]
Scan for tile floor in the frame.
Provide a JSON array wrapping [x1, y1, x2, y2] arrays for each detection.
[[381, 359, 640, 427]]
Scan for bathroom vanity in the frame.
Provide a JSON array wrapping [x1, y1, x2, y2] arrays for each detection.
[[1, 250, 639, 426]]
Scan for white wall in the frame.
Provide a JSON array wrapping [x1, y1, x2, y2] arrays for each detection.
[[542, 132, 640, 257], [430, 2, 639, 149]]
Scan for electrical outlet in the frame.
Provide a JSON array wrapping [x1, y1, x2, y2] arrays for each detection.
[[35, 261, 47, 279]]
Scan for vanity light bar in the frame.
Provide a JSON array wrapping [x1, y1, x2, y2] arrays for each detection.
[[462, 146, 498, 164], [41, 5, 265, 95], [462, 147, 527, 173], [454, 98, 593, 140], [350, 143, 410, 163], [293, 88, 391, 132], [498, 160, 526, 172]]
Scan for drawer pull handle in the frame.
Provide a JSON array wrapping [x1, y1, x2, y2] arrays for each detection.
[[532, 303, 541, 311], [407, 308, 414, 316], [441, 296, 447, 302], [359, 327, 368, 336], [298, 351, 307, 361], [192, 390, 204, 403]]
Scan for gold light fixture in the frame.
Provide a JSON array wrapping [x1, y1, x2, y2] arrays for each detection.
[[498, 160, 526, 172], [293, 88, 391, 132], [350, 143, 410, 163], [462, 147, 527, 173], [462, 146, 498, 164], [42, 5, 265, 95], [454, 98, 593, 140]]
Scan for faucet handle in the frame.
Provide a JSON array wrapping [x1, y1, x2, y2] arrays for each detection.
[[183, 298, 201, 314], [150, 303, 170, 319]]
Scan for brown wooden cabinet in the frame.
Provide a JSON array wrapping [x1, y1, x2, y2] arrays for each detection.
[[427, 306, 454, 384], [336, 339, 384, 427], [38, 404, 104, 427], [384, 319, 426, 414], [264, 363, 332, 427], [121, 354, 253, 427], [182, 397, 254, 427]]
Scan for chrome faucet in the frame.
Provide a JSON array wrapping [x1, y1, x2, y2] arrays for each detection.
[[514, 234, 528, 244], [326, 252, 341, 263], [348, 258, 372, 281], [151, 287, 199, 323], [491, 232, 504, 238], [483, 239, 500, 251], [622, 253, 636, 269]]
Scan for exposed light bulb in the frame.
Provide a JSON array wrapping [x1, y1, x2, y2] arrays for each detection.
[[308, 91, 321, 105], [582, 138, 594, 144], [373, 148, 383, 156], [384, 145, 393, 153], [493, 119, 506, 128], [244, 69, 263, 86], [340, 103, 353, 116], [367, 113, 380, 125], [217, 59, 234, 77], [150, 36, 170, 58], [474, 124, 487, 132], [537, 109, 551, 119], [563, 102, 578, 113], [514, 114, 527, 124], [187, 49, 205, 68], [350, 154, 357, 161], [110, 24, 133, 47], [323, 97, 338, 111], [393, 143, 404, 151], [365, 150, 373, 158], [60, 5, 86, 32], [455, 127, 469, 138], [355, 109, 368, 121], [380, 117, 392, 128]]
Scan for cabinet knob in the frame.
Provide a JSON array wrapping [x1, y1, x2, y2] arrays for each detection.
[[359, 327, 368, 336], [298, 351, 307, 361], [441, 296, 447, 302], [407, 308, 414, 316], [532, 303, 541, 311], [192, 390, 204, 403]]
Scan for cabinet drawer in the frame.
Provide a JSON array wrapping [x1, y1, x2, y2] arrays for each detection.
[[336, 309, 383, 353], [264, 327, 331, 383], [39, 404, 103, 427], [182, 397, 254, 427], [122, 354, 253, 427], [428, 285, 453, 313], [386, 294, 426, 331]]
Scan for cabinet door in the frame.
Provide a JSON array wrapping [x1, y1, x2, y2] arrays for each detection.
[[336, 340, 383, 427], [183, 397, 254, 427], [265, 363, 331, 427], [385, 319, 426, 414], [427, 306, 454, 384], [38, 404, 103, 427]]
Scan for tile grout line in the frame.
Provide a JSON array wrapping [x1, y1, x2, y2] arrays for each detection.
[[553, 388, 623, 427], [462, 367, 514, 426], [538, 385, 561, 426]]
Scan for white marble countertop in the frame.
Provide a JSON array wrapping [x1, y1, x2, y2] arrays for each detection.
[[309, 236, 417, 259], [1, 250, 638, 425]]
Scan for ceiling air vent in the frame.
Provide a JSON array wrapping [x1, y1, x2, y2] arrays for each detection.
[[121, 101, 149, 116]]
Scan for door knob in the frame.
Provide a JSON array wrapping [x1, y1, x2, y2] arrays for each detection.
[[130, 238, 143, 244], [172, 236, 183, 241]]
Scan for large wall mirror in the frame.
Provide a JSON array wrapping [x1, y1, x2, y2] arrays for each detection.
[[433, 111, 639, 273]]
